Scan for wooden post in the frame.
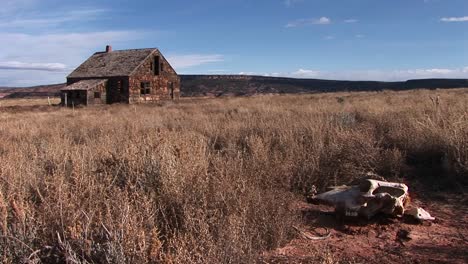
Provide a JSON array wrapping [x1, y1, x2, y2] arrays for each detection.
[[64, 93, 67, 106]]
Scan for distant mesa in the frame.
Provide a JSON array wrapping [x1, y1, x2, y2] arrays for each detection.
[[0, 83, 66, 99], [179, 75, 468, 97], [1, 75, 467, 99]]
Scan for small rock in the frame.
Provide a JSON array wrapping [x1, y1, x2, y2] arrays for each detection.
[[397, 229, 412, 242]]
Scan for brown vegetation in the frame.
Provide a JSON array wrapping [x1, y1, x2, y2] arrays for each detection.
[[0, 89, 467, 263], [0, 97, 60, 107]]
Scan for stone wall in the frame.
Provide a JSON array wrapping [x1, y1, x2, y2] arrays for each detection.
[[65, 49, 180, 105], [128, 50, 180, 104]]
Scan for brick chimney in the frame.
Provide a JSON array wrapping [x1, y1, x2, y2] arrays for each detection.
[[105, 45, 112, 53]]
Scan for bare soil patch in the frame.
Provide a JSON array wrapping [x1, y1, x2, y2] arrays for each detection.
[[262, 194, 468, 263]]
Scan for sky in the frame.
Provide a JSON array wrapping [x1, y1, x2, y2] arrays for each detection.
[[0, 0, 467, 86]]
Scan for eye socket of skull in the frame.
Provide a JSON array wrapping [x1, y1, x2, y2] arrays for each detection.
[[359, 180, 372, 192], [373, 186, 406, 198]]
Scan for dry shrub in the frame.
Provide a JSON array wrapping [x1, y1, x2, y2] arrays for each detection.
[[0, 88, 466, 263]]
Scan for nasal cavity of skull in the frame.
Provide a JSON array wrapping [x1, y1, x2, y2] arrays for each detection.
[[372, 186, 405, 197]]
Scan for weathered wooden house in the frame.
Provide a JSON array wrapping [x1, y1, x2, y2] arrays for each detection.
[[61, 46, 180, 106]]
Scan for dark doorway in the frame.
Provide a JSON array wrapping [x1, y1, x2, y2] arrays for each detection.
[[63, 90, 87, 106], [107, 79, 128, 103], [169, 82, 174, 99], [154, 56, 160, 75]]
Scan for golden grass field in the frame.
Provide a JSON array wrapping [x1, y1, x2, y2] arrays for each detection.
[[0, 97, 61, 107], [0, 89, 467, 263]]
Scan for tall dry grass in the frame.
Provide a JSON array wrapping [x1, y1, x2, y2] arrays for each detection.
[[0, 89, 466, 263]]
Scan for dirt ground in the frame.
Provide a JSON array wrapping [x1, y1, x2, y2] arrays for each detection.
[[261, 193, 468, 263]]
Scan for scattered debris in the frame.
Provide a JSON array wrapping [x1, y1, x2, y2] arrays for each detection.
[[263, 194, 467, 264], [310, 177, 434, 222], [396, 229, 412, 242], [292, 226, 331, 240]]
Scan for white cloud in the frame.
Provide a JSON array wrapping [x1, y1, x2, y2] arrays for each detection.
[[0, 61, 67, 71], [291, 69, 321, 78], [317, 17, 331, 24], [238, 71, 257, 75], [324, 35, 335, 40], [344, 19, 358, 23], [236, 67, 468, 81], [440, 16, 468, 22], [0, 2, 164, 87], [355, 34, 365, 38], [0, 31, 144, 63], [0, 69, 66, 87], [284, 0, 303, 7], [0, 2, 151, 87], [0, 31, 146, 86], [0, 9, 107, 29], [167, 54, 224, 69], [287, 67, 468, 81], [0, 0, 37, 15], [286, 17, 331, 28]]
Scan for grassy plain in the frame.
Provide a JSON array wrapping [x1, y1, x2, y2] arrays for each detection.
[[0, 97, 60, 107], [0, 89, 466, 263]]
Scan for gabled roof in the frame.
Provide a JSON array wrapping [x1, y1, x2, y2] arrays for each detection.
[[61, 79, 107, 91], [67, 48, 157, 78]]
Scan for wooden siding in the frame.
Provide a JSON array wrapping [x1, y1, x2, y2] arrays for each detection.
[[61, 79, 108, 106], [86, 81, 107, 105]]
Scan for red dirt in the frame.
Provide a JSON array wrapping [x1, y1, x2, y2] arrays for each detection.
[[262, 194, 468, 263]]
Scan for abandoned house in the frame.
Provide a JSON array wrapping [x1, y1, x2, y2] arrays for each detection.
[[61, 45, 180, 106]]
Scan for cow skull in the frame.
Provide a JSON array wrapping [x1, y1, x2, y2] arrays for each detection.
[[311, 179, 409, 219]]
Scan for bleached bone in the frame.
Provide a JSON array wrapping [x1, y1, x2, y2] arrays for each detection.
[[312, 179, 409, 219], [405, 207, 435, 221], [292, 226, 331, 240]]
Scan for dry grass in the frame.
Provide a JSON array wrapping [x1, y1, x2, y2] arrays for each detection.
[[0, 89, 467, 263], [0, 97, 61, 107]]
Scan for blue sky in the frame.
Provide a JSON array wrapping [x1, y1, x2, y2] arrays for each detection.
[[0, 0, 467, 86]]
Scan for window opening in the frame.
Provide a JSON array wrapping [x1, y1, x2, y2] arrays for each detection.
[[140, 82, 151, 95]]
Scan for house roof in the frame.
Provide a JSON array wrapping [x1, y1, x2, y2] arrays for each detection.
[[67, 48, 157, 78], [61, 79, 107, 91]]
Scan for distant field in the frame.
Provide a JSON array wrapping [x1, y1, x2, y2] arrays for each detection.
[[0, 97, 61, 107], [0, 89, 466, 263]]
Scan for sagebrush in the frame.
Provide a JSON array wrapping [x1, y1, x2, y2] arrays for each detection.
[[0, 89, 466, 263]]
